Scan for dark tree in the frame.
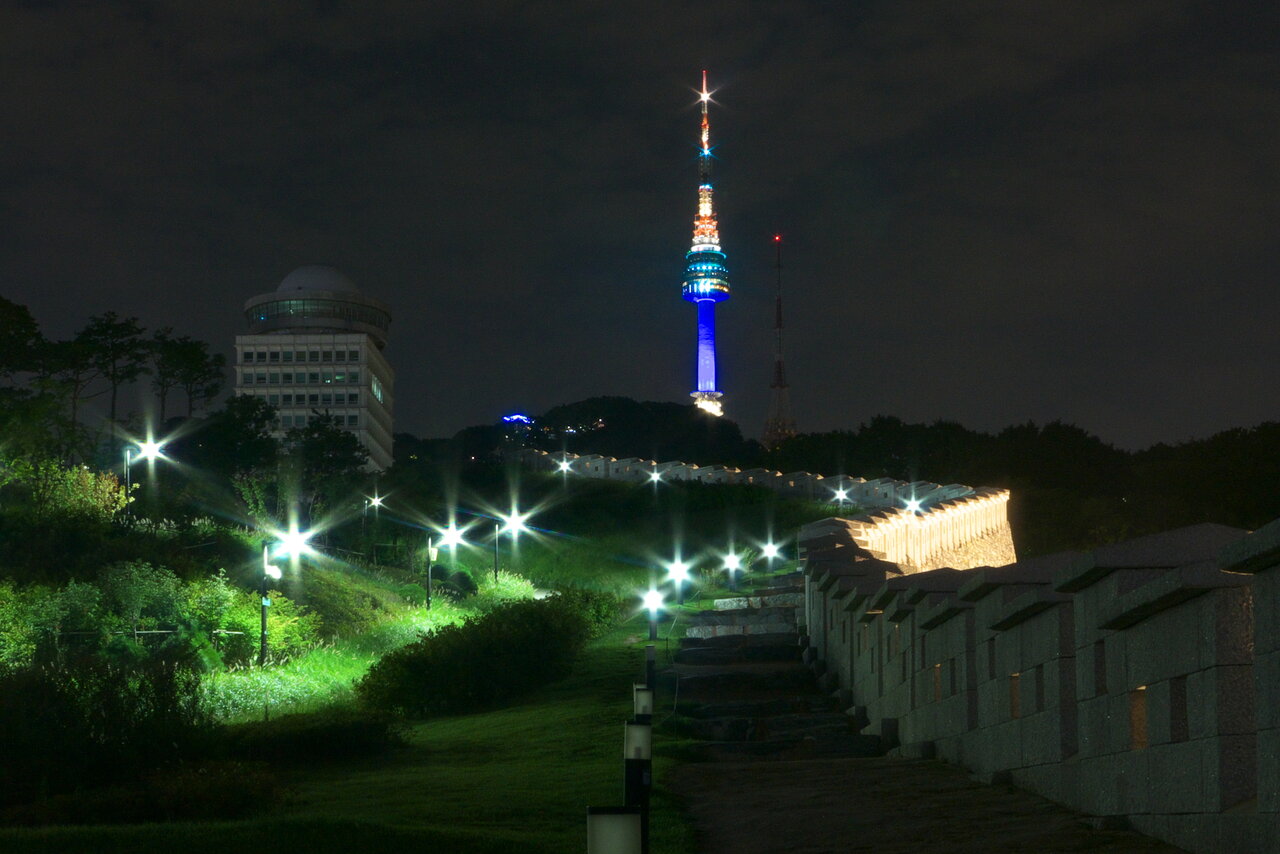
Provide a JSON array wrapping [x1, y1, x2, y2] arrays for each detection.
[[172, 339, 226, 417], [79, 312, 151, 446], [0, 296, 43, 378], [281, 414, 368, 522]]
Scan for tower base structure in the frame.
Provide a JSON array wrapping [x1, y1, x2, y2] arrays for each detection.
[[691, 390, 724, 417]]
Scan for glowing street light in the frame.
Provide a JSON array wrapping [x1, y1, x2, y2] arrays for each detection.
[[905, 497, 922, 513], [492, 509, 530, 583], [275, 526, 314, 560], [761, 542, 780, 560], [723, 552, 742, 591], [667, 560, 691, 605], [437, 523, 465, 550], [834, 488, 849, 504], [641, 587, 664, 690], [123, 437, 167, 512], [558, 460, 572, 473]]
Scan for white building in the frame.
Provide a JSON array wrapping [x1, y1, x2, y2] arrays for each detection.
[[234, 265, 394, 470]]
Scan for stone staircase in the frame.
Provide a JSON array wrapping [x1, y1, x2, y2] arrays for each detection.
[[661, 573, 882, 762]]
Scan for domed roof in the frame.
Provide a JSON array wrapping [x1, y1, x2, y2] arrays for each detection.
[[277, 265, 359, 294]]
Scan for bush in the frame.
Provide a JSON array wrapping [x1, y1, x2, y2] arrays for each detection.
[[551, 588, 625, 638], [357, 597, 592, 717], [0, 654, 212, 808], [224, 707, 405, 763]]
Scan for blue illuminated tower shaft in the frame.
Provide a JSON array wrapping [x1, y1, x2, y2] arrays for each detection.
[[696, 299, 717, 393]]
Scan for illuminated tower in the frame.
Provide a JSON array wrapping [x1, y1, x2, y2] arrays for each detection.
[[762, 235, 797, 447], [681, 71, 731, 417]]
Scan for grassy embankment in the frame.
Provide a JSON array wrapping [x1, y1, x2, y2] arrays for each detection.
[[0, 614, 698, 854]]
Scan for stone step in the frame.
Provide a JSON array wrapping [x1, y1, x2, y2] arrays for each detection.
[[675, 712, 853, 742], [677, 696, 836, 719], [673, 644, 801, 666], [684, 622, 794, 639], [678, 632, 799, 650], [688, 606, 798, 626], [712, 591, 804, 611], [672, 664, 817, 700], [692, 732, 883, 762]]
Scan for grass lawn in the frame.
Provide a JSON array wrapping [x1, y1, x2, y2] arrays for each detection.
[[0, 614, 697, 854]]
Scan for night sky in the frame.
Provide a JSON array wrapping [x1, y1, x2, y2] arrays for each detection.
[[2, 1, 1277, 449]]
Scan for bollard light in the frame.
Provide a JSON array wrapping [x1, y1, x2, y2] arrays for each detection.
[[633, 683, 654, 718], [624, 720, 652, 761], [587, 806, 643, 854]]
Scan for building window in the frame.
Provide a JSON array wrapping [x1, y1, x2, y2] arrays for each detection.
[[243, 372, 253, 384], [282, 373, 292, 384], [268, 373, 279, 384], [269, 351, 280, 363], [309, 373, 320, 384], [322, 351, 332, 362], [348, 349, 359, 361], [322, 372, 333, 384], [334, 351, 346, 362], [295, 351, 305, 362], [296, 414, 307, 427], [283, 351, 293, 362], [347, 415, 359, 427], [279, 416, 289, 428], [268, 395, 279, 406], [255, 372, 267, 384], [348, 392, 359, 404], [309, 351, 320, 362], [281, 394, 293, 405], [321, 394, 332, 406], [334, 372, 346, 384], [308, 394, 319, 406], [371, 375, 384, 404], [348, 369, 359, 384], [296, 372, 306, 384]]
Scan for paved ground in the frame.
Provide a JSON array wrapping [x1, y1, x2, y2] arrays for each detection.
[[668, 756, 1186, 854]]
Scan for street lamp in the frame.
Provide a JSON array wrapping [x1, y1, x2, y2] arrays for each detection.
[[494, 510, 529, 583], [723, 552, 742, 591], [259, 544, 283, 667], [641, 588, 663, 689], [123, 438, 166, 511], [666, 560, 690, 605]]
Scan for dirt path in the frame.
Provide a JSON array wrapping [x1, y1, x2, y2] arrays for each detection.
[[668, 756, 1185, 854]]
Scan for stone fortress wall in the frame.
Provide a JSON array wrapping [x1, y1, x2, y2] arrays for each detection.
[[801, 517, 1280, 854], [521, 449, 1016, 571], [523, 447, 1280, 851]]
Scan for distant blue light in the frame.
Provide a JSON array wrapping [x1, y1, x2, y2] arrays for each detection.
[[503, 413, 533, 424]]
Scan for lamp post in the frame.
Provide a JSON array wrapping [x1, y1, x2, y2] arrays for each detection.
[[642, 589, 663, 690], [667, 560, 690, 606], [586, 806, 643, 854], [123, 439, 165, 513], [723, 552, 742, 591], [622, 719, 652, 854], [259, 544, 282, 667]]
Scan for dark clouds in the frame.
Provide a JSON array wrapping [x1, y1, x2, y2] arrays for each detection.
[[1, 0, 1276, 448]]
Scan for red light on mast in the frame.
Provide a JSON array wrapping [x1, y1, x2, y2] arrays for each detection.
[[774, 234, 781, 242]]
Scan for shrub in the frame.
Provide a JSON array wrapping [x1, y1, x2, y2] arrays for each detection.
[[551, 588, 625, 638], [357, 596, 592, 717], [221, 587, 321, 664], [0, 654, 212, 808]]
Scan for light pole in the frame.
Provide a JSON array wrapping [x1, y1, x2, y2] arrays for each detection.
[[123, 439, 165, 512], [642, 589, 663, 691], [259, 544, 282, 667], [723, 553, 742, 591], [667, 560, 690, 605]]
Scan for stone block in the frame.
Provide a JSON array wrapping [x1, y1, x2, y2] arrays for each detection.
[[1145, 739, 1207, 814], [1259, 727, 1280, 813], [1255, 652, 1280, 731]]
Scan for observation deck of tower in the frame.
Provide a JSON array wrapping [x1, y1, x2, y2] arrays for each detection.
[[681, 71, 731, 417]]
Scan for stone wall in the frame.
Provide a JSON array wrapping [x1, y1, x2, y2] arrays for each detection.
[[801, 518, 1280, 853], [522, 449, 1016, 572]]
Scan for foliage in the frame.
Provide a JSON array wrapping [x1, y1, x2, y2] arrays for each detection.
[[99, 561, 183, 628], [0, 654, 212, 808], [547, 587, 625, 638], [280, 414, 368, 520], [5, 458, 127, 522], [356, 595, 597, 717]]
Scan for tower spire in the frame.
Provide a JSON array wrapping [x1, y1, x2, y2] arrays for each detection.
[[681, 71, 731, 417], [763, 234, 797, 447]]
